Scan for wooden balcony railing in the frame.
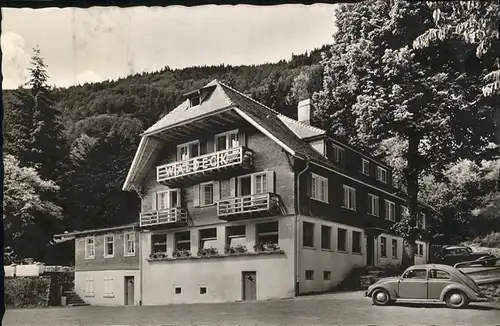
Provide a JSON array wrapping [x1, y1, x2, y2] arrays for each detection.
[[140, 208, 188, 227], [217, 193, 280, 219], [157, 146, 253, 184]]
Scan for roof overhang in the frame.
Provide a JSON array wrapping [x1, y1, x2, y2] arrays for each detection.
[[54, 223, 139, 239]]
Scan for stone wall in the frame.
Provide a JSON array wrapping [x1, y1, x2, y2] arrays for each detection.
[[479, 282, 500, 302]]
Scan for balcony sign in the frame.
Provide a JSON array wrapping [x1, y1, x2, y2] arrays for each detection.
[[157, 147, 243, 182]]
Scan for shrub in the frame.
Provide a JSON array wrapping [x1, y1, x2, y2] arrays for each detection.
[[472, 232, 500, 248], [5, 276, 51, 308]]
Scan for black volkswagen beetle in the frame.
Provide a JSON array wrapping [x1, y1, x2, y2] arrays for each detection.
[[432, 246, 497, 267]]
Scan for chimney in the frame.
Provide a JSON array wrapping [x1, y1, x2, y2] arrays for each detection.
[[298, 98, 311, 125]]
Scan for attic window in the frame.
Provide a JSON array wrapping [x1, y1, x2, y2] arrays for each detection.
[[189, 95, 201, 107]]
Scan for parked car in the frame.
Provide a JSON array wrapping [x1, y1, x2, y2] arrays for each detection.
[[432, 246, 497, 267], [365, 264, 488, 309]]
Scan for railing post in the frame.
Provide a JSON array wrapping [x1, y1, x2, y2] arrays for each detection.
[[267, 193, 270, 210]]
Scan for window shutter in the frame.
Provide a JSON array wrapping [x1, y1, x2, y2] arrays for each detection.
[[193, 185, 200, 207], [152, 192, 157, 211], [213, 181, 220, 202], [229, 177, 236, 197], [206, 138, 214, 153], [176, 189, 182, 207], [238, 131, 246, 147], [266, 171, 275, 193], [306, 173, 312, 197]]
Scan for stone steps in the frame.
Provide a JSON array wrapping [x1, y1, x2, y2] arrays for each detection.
[[63, 290, 89, 306]]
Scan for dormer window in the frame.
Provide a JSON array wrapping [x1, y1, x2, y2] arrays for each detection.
[[189, 95, 201, 107]]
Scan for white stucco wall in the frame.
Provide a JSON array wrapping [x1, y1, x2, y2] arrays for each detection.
[[298, 216, 366, 294], [75, 270, 141, 306], [140, 216, 296, 305], [376, 233, 403, 268]]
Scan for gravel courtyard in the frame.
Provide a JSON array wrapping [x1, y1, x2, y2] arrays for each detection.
[[4, 291, 500, 326]]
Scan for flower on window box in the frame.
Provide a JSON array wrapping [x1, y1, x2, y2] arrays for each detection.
[[254, 241, 280, 252], [198, 247, 219, 257], [172, 249, 191, 258], [149, 252, 167, 259], [224, 244, 248, 255]]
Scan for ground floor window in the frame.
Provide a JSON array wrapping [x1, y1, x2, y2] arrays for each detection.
[[392, 239, 398, 259], [321, 225, 331, 250], [380, 237, 387, 257], [302, 222, 315, 248], [151, 234, 167, 253], [417, 243, 424, 256], [352, 231, 362, 254], [84, 276, 95, 297], [226, 225, 246, 247], [305, 270, 314, 280], [199, 228, 217, 249], [175, 231, 191, 251], [256, 221, 279, 245], [103, 277, 114, 298], [337, 228, 347, 252]]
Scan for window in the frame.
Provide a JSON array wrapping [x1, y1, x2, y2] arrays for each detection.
[[418, 243, 424, 256], [177, 140, 199, 160], [200, 182, 214, 206], [311, 173, 328, 203], [190, 95, 200, 107], [368, 194, 379, 216], [84, 276, 95, 297], [256, 221, 279, 245], [85, 237, 95, 259], [332, 145, 345, 164], [124, 233, 136, 256], [226, 225, 246, 247], [380, 237, 387, 257], [200, 286, 207, 295], [215, 129, 239, 151], [220, 179, 231, 200], [151, 233, 167, 253], [361, 159, 370, 175], [305, 270, 314, 280], [392, 239, 398, 259], [321, 225, 331, 250], [352, 231, 362, 254], [175, 231, 191, 251], [303, 222, 315, 248], [104, 235, 114, 258], [337, 228, 347, 252], [429, 269, 451, 280], [376, 166, 388, 183], [342, 185, 356, 210], [401, 205, 410, 218], [155, 189, 180, 210], [417, 212, 426, 229], [403, 269, 427, 279], [385, 200, 396, 221], [175, 286, 182, 294], [323, 271, 331, 280], [199, 228, 217, 249], [103, 277, 114, 298], [254, 173, 268, 194]]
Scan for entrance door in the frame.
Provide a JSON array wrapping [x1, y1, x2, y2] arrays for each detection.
[[366, 235, 375, 266], [242, 272, 257, 301], [124, 276, 135, 305]]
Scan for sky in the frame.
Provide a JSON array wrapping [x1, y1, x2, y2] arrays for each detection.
[[1, 4, 337, 90]]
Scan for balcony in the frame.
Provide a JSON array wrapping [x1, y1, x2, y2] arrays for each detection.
[[140, 208, 188, 228], [157, 146, 253, 186], [217, 193, 281, 220]]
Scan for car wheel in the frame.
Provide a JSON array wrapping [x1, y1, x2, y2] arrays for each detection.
[[371, 288, 392, 306], [444, 291, 469, 309]]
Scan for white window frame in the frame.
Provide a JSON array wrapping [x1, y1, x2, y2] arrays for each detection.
[[392, 239, 398, 259], [199, 228, 218, 250], [84, 276, 95, 297], [361, 159, 370, 175], [226, 225, 246, 247], [376, 166, 388, 183], [151, 233, 167, 253], [156, 189, 181, 210], [332, 145, 345, 164], [418, 212, 426, 229], [385, 200, 396, 221], [177, 140, 200, 160], [124, 232, 136, 257], [237, 171, 270, 196], [214, 129, 240, 151], [380, 236, 387, 257], [103, 277, 114, 298], [200, 181, 215, 207], [401, 205, 410, 218], [85, 236, 95, 259], [311, 173, 329, 203], [104, 234, 115, 258], [342, 185, 356, 210], [368, 194, 379, 217]]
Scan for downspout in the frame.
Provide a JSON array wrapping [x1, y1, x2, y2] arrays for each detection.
[[131, 185, 144, 306], [295, 157, 310, 296]]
